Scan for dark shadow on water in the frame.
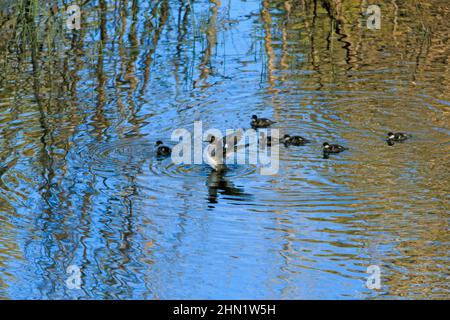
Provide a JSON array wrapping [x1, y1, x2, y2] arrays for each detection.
[[206, 168, 252, 208]]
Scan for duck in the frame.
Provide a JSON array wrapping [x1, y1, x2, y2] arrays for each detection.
[[251, 115, 276, 128], [282, 134, 310, 146], [155, 140, 171, 157], [204, 130, 244, 171], [387, 132, 408, 142], [322, 142, 347, 154]]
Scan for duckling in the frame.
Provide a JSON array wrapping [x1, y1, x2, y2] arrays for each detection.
[[155, 140, 171, 157], [322, 142, 347, 154], [387, 132, 408, 142], [251, 115, 276, 128], [282, 134, 310, 146]]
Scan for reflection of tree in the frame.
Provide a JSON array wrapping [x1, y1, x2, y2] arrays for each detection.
[[261, 0, 276, 90], [256, 0, 450, 298], [141, 0, 169, 93], [0, 0, 448, 298], [193, 0, 220, 89]]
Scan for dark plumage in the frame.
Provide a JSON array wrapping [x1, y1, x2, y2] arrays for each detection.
[[251, 115, 276, 128], [387, 132, 408, 142], [155, 140, 171, 157], [282, 134, 310, 146], [322, 142, 347, 154]]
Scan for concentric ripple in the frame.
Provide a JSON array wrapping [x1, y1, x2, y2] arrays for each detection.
[[71, 138, 154, 174], [149, 160, 257, 179], [71, 137, 258, 179]]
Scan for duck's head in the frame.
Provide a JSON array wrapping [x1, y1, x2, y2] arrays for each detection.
[[204, 134, 216, 144], [251, 115, 258, 120], [323, 142, 330, 149], [387, 132, 394, 138], [155, 140, 163, 146]]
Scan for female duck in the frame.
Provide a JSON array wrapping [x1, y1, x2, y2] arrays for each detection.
[[155, 140, 171, 157], [251, 115, 276, 128], [204, 131, 243, 171]]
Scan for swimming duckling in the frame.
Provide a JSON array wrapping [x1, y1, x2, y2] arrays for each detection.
[[322, 142, 347, 154], [282, 134, 310, 146], [251, 115, 276, 128], [155, 140, 171, 157], [387, 132, 408, 142]]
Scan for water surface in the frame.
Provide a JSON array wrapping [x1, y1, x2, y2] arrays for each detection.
[[0, 0, 449, 299]]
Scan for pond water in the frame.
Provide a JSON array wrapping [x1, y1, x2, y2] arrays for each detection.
[[0, 0, 449, 299]]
